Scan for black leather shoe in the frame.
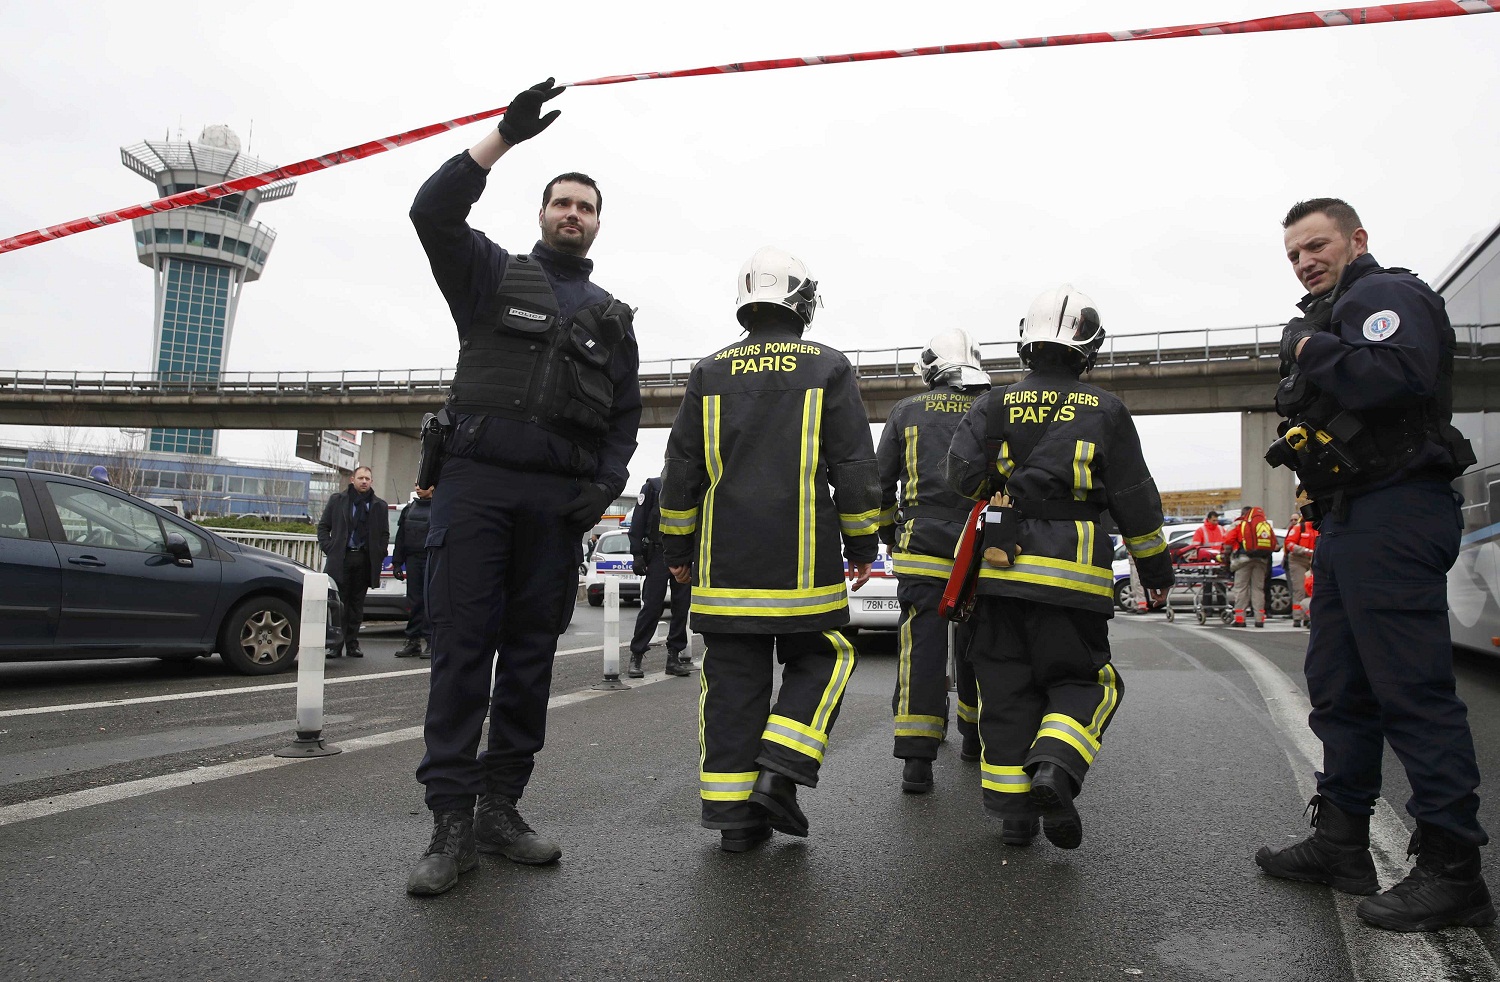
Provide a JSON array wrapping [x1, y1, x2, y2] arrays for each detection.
[[324, 646, 342, 659], [1030, 763, 1082, 849], [901, 758, 934, 794], [395, 639, 423, 658], [406, 810, 477, 896], [749, 770, 808, 837], [720, 825, 773, 853], [475, 794, 562, 865], [346, 644, 364, 658], [1001, 817, 1040, 847], [664, 652, 692, 677], [626, 653, 645, 679], [960, 734, 982, 762], [1255, 794, 1378, 895], [1356, 824, 1496, 931]]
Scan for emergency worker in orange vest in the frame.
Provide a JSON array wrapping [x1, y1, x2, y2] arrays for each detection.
[[1190, 510, 1224, 550], [1284, 506, 1318, 628], [1222, 506, 1277, 627]]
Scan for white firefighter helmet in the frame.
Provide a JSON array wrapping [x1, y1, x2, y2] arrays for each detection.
[[735, 246, 820, 328], [1018, 284, 1105, 365], [914, 328, 989, 388]]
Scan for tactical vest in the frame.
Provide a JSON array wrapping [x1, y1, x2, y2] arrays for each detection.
[[446, 254, 625, 448], [402, 501, 431, 552]]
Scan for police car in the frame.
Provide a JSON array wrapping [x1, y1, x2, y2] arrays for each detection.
[[842, 544, 899, 633], [586, 528, 642, 606]]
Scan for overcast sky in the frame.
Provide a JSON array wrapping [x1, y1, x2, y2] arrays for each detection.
[[2, 0, 1497, 490]]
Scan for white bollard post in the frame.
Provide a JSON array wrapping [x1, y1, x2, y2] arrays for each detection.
[[276, 570, 342, 757], [592, 575, 630, 690]]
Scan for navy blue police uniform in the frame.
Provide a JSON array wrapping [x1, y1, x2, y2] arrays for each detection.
[[410, 151, 641, 814], [1285, 253, 1483, 846], [628, 476, 691, 671], [393, 495, 434, 648]]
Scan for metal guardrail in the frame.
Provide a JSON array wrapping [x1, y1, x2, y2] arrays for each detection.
[[2, 323, 1494, 395], [211, 528, 322, 569]]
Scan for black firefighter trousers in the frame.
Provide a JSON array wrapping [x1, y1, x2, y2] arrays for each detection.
[[967, 596, 1122, 821], [697, 630, 858, 830], [892, 578, 975, 759]]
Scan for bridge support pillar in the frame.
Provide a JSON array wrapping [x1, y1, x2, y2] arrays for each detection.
[[361, 431, 422, 503], [1239, 412, 1296, 528]]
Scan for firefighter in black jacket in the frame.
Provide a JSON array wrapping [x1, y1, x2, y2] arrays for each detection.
[[876, 328, 990, 793], [660, 247, 879, 853], [626, 475, 692, 678], [948, 285, 1172, 850], [392, 485, 434, 658]]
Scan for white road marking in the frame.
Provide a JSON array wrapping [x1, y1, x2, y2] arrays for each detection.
[[0, 672, 680, 828], [1169, 623, 1499, 982]]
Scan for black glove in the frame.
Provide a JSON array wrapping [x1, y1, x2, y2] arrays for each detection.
[[498, 78, 564, 146], [631, 556, 647, 577], [1278, 317, 1319, 375], [560, 482, 613, 531], [596, 300, 635, 343]]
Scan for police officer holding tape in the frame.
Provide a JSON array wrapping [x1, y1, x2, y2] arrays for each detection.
[[405, 79, 641, 896], [1253, 198, 1489, 932]]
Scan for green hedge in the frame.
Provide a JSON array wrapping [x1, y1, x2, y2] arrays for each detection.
[[196, 515, 318, 535]]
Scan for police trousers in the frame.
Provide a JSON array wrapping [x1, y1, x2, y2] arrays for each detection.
[[403, 554, 430, 641], [630, 548, 690, 657], [1306, 480, 1486, 844], [967, 596, 1121, 820], [892, 578, 970, 759], [416, 457, 584, 812], [697, 630, 858, 830]]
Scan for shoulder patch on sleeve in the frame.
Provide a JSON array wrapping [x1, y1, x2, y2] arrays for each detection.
[[1362, 309, 1400, 342]]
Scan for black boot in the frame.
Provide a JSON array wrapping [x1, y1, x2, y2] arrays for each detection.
[[1356, 823, 1496, 931], [345, 641, 364, 658], [395, 638, 423, 658], [406, 810, 477, 896], [720, 824, 772, 853], [664, 651, 692, 677], [749, 770, 809, 837], [960, 733, 982, 763], [324, 645, 343, 659], [474, 794, 562, 865], [626, 652, 645, 679], [1254, 794, 1378, 894], [1029, 762, 1082, 849], [901, 758, 934, 794], [1001, 817, 1040, 847]]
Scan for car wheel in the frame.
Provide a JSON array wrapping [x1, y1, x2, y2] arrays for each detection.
[[588, 594, 603, 608], [218, 595, 299, 675], [1269, 580, 1291, 617], [1114, 579, 1132, 612]]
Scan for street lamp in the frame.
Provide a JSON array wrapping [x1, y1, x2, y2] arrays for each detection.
[[221, 495, 233, 516]]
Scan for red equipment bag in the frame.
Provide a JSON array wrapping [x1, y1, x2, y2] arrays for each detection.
[[940, 500, 988, 622]]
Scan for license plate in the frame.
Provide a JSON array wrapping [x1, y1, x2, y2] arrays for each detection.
[[864, 598, 900, 611]]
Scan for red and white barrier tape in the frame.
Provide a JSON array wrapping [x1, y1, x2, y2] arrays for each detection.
[[2, 1, 1496, 256]]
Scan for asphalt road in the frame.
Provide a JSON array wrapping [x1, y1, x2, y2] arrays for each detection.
[[3, 605, 1500, 981]]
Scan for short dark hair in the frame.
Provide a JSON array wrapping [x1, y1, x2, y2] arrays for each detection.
[[1206, 510, 1218, 520], [353, 465, 372, 477], [1282, 197, 1362, 236], [543, 172, 602, 215]]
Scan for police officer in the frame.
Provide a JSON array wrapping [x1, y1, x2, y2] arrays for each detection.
[[1254, 198, 1490, 932], [626, 475, 692, 678], [659, 247, 878, 853], [392, 485, 434, 658], [876, 328, 989, 792], [947, 285, 1172, 849], [405, 79, 641, 896]]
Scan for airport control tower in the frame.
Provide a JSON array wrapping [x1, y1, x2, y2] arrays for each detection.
[[121, 126, 296, 455]]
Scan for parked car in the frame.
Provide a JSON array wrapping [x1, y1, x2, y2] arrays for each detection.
[[1112, 523, 1290, 616], [0, 466, 342, 674], [586, 528, 641, 606], [842, 545, 900, 634]]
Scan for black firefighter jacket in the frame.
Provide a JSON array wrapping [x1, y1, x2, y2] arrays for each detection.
[[877, 383, 989, 581], [946, 366, 1173, 615], [660, 325, 881, 634]]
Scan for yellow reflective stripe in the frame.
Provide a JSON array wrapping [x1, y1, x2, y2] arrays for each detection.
[[877, 505, 898, 529], [903, 425, 919, 506], [894, 714, 945, 739], [897, 606, 914, 715], [891, 552, 954, 578], [977, 554, 1113, 597], [700, 395, 723, 586], [1075, 520, 1087, 566], [699, 770, 758, 801], [690, 582, 849, 617], [840, 507, 880, 538], [1034, 713, 1100, 765], [813, 630, 857, 735], [763, 713, 828, 763], [981, 762, 1031, 794], [1125, 526, 1167, 559], [660, 505, 698, 535], [956, 699, 979, 724], [994, 440, 1014, 480], [1090, 663, 1122, 738], [1072, 440, 1096, 500], [796, 390, 824, 591]]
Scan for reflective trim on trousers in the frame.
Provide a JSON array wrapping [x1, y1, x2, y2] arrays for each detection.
[[700, 770, 758, 802], [1034, 712, 1102, 765], [763, 713, 829, 764], [894, 714, 945, 739], [982, 762, 1031, 794]]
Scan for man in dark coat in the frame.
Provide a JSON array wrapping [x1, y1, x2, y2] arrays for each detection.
[[316, 465, 390, 658]]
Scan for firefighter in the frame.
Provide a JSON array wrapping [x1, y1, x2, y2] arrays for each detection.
[[1283, 501, 1317, 628], [947, 284, 1172, 849], [660, 247, 879, 853], [627, 475, 692, 677], [1222, 506, 1277, 627], [876, 328, 990, 792]]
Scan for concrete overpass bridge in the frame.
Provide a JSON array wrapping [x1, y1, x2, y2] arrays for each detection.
[[6, 324, 1497, 521]]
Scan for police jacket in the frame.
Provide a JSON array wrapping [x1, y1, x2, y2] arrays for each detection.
[[876, 382, 989, 581], [628, 476, 664, 561], [1286, 253, 1471, 499], [660, 325, 881, 634], [317, 486, 390, 582], [410, 151, 642, 499], [946, 365, 1173, 615], [392, 497, 433, 570]]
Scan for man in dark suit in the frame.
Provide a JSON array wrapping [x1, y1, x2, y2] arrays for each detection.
[[317, 465, 390, 658]]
